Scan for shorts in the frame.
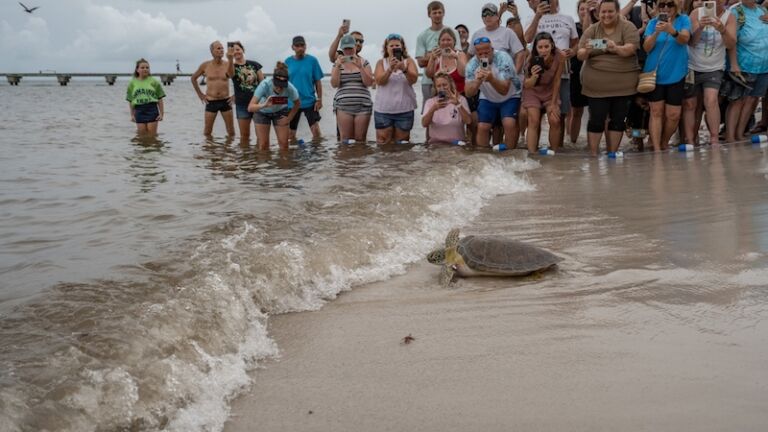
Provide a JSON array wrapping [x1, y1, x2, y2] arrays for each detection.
[[477, 98, 521, 124], [374, 111, 415, 131], [748, 72, 768, 97], [465, 92, 480, 112], [235, 102, 253, 120], [719, 72, 756, 101], [205, 98, 232, 113], [289, 107, 321, 130], [253, 108, 290, 126], [570, 75, 589, 108], [559, 77, 571, 114], [335, 105, 372, 116], [133, 103, 160, 124], [647, 79, 685, 106], [685, 70, 723, 98]]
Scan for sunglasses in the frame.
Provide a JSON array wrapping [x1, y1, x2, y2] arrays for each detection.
[[482, 10, 498, 17], [294, 43, 306, 47], [473, 36, 491, 45], [657, 1, 675, 7], [387, 33, 403, 40], [355, 39, 364, 44]]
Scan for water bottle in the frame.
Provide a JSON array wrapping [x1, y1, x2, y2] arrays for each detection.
[[607, 151, 624, 159], [492, 144, 508, 152], [296, 139, 306, 147], [678, 143, 694, 152], [396, 140, 410, 145], [538, 148, 555, 156], [751, 135, 768, 144], [452, 140, 466, 146], [342, 139, 356, 145]]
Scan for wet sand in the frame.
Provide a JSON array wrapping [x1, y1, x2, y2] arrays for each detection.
[[225, 145, 768, 431]]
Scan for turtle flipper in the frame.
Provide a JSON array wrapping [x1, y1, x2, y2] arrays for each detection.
[[440, 264, 456, 286], [445, 228, 460, 248], [427, 248, 446, 264]]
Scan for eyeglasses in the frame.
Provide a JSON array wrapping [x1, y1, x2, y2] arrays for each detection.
[[355, 39, 364, 44], [473, 36, 491, 45], [482, 10, 498, 17], [387, 33, 403, 40], [657, 2, 675, 7]]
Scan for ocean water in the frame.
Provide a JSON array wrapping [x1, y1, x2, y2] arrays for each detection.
[[0, 79, 538, 431]]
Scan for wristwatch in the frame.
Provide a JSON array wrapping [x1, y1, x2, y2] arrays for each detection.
[[672, 30, 679, 38]]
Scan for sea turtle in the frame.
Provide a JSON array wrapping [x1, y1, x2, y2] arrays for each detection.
[[427, 228, 563, 286]]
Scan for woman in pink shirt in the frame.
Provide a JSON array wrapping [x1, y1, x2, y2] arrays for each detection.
[[421, 72, 472, 144]]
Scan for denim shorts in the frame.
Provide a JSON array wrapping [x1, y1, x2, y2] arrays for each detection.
[[253, 109, 290, 125], [374, 111, 415, 131], [749, 73, 768, 97], [134, 103, 159, 124], [235, 102, 253, 120], [477, 98, 521, 124]]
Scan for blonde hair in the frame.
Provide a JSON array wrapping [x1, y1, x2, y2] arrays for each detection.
[[432, 72, 457, 96]]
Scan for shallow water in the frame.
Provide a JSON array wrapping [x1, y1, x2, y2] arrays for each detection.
[[2, 79, 768, 432], [0, 79, 538, 431]]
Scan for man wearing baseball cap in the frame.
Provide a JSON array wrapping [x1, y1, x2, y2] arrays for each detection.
[[285, 35, 324, 141]]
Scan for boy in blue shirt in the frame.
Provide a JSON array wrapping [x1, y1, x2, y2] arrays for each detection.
[[285, 36, 324, 140]]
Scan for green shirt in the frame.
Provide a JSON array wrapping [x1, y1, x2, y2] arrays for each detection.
[[126, 77, 166, 106]]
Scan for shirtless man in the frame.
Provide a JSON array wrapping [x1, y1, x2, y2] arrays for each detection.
[[191, 41, 235, 137]]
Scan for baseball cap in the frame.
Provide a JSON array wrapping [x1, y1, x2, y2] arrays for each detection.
[[339, 34, 356, 50], [292, 35, 306, 46], [273, 69, 289, 88], [482, 3, 499, 14]]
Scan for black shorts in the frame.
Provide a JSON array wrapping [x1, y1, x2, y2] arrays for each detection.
[[289, 107, 321, 130], [205, 99, 232, 113], [134, 103, 160, 124], [647, 79, 685, 106]]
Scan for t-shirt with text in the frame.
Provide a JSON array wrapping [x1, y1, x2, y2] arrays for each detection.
[[125, 77, 166, 106]]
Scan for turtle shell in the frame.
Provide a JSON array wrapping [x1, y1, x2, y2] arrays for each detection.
[[457, 235, 562, 275]]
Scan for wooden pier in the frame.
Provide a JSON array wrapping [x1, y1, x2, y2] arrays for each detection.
[[1, 73, 192, 86]]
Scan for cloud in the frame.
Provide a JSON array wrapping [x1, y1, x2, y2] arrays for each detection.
[[0, 17, 50, 64]]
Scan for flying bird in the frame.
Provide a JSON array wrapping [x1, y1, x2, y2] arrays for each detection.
[[19, 2, 40, 13]]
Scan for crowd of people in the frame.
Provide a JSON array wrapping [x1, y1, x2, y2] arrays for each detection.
[[125, 0, 768, 155]]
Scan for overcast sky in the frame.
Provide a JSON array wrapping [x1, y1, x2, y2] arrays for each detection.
[[1, 0, 580, 74]]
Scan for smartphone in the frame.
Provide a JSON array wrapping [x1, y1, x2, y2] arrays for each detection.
[[270, 96, 288, 105], [393, 47, 403, 61], [542, 0, 550, 6], [590, 38, 606, 49], [702, 1, 716, 18], [342, 19, 351, 28], [480, 58, 490, 69], [437, 90, 446, 100], [507, 0, 515, 5], [227, 41, 235, 48], [342, 55, 355, 63], [443, 48, 452, 55], [659, 12, 669, 22]]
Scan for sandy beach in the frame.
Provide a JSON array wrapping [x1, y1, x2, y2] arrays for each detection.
[[226, 145, 768, 431]]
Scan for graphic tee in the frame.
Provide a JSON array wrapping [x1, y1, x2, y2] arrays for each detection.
[[233, 60, 263, 107], [125, 77, 166, 106], [253, 78, 300, 114]]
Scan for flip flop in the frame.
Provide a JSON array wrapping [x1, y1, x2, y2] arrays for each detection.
[[728, 71, 754, 90], [750, 123, 768, 134]]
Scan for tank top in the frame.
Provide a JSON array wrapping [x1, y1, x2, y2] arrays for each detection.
[[688, 8, 729, 72], [333, 63, 373, 112], [436, 57, 465, 93], [373, 59, 418, 114]]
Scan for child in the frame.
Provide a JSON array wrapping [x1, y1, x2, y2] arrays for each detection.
[[126, 58, 165, 136]]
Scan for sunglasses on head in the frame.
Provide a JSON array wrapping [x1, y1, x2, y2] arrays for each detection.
[[657, 1, 675, 7], [473, 36, 491, 45], [387, 33, 403, 41]]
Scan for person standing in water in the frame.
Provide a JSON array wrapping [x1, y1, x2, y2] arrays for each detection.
[[126, 58, 165, 136], [191, 41, 236, 138], [228, 42, 264, 145]]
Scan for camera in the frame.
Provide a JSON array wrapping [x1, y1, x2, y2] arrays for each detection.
[[393, 47, 404, 61], [590, 38, 607, 49]]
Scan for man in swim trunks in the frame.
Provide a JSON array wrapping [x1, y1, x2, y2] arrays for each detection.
[[191, 40, 236, 137]]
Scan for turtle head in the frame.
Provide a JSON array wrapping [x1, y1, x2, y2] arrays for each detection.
[[427, 248, 446, 265]]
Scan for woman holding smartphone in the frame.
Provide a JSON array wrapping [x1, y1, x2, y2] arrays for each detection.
[[248, 62, 300, 151], [522, 32, 563, 153], [642, 0, 691, 151], [682, 0, 735, 146], [373, 33, 419, 144], [577, 0, 640, 156], [228, 42, 264, 145], [421, 72, 472, 144], [126, 58, 165, 136], [331, 34, 374, 143]]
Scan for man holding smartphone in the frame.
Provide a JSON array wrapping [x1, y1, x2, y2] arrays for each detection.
[[285, 36, 324, 140]]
